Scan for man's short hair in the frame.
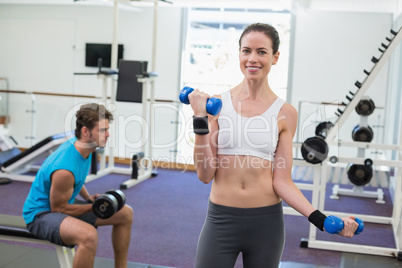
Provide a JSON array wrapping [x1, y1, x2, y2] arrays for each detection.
[[75, 103, 113, 139]]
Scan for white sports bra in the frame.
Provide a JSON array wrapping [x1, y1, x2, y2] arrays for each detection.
[[217, 90, 286, 161]]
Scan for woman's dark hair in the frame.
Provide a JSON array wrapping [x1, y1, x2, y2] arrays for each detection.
[[75, 103, 113, 139], [239, 23, 280, 54]]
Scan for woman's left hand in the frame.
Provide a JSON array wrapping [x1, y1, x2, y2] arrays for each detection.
[[339, 216, 359, 237]]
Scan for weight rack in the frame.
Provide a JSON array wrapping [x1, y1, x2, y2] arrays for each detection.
[[292, 27, 402, 259]]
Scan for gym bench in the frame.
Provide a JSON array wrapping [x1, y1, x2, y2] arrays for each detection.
[[0, 214, 74, 268]]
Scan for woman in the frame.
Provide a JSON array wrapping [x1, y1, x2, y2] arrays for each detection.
[[189, 23, 358, 268]]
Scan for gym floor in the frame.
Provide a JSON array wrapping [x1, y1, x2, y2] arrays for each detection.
[[1, 241, 401, 268], [0, 241, 170, 268], [1, 167, 401, 267]]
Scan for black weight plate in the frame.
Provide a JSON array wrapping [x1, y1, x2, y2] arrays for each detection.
[[92, 194, 118, 219], [352, 125, 373, 142], [364, 158, 373, 166], [315, 121, 334, 137], [301, 136, 329, 164], [106, 190, 126, 211], [355, 99, 375, 116], [347, 164, 373, 186]]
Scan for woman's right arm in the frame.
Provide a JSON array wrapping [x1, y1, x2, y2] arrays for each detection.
[[189, 89, 219, 184], [193, 116, 219, 183]]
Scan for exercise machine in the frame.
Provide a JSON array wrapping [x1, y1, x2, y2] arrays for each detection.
[[83, 0, 163, 189], [0, 214, 74, 268], [84, 60, 159, 189], [0, 133, 72, 182]]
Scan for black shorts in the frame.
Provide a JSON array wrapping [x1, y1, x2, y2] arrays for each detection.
[[26, 199, 97, 248], [195, 200, 285, 268]]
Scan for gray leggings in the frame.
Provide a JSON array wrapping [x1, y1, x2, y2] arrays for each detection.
[[195, 200, 285, 268]]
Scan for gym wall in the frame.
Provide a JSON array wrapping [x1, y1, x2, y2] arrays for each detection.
[[290, 10, 394, 157], [384, 13, 402, 154], [386, 13, 402, 200], [0, 3, 183, 161], [0, 3, 400, 164]]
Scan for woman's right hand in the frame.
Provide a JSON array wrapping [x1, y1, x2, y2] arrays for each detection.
[[188, 88, 210, 117]]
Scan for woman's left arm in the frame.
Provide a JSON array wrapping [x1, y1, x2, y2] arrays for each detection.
[[272, 103, 358, 237], [272, 103, 315, 217]]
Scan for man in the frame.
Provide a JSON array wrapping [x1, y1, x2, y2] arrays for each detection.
[[23, 103, 133, 268]]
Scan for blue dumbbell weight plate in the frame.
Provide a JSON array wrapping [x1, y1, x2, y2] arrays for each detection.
[[179, 86, 193, 104], [355, 218, 364, 234], [206, 98, 222, 116], [324, 215, 344, 234]]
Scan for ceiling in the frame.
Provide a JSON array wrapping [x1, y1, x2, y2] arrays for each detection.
[[0, 0, 400, 15]]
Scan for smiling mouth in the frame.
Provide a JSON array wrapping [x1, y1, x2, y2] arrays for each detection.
[[247, 67, 261, 71]]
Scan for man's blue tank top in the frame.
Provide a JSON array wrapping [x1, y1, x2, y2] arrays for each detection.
[[23, 137, 92, 224]]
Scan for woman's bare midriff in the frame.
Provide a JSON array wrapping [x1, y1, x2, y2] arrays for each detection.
[[209, 154, 281, 208]]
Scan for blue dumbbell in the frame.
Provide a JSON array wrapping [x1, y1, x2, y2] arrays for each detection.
[[324, 215, 364, 235], [179, 86, 222, 116]]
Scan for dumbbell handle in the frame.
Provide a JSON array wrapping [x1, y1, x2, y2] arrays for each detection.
[[324, 215, 364, 235], [179, 86, 222, 116]]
